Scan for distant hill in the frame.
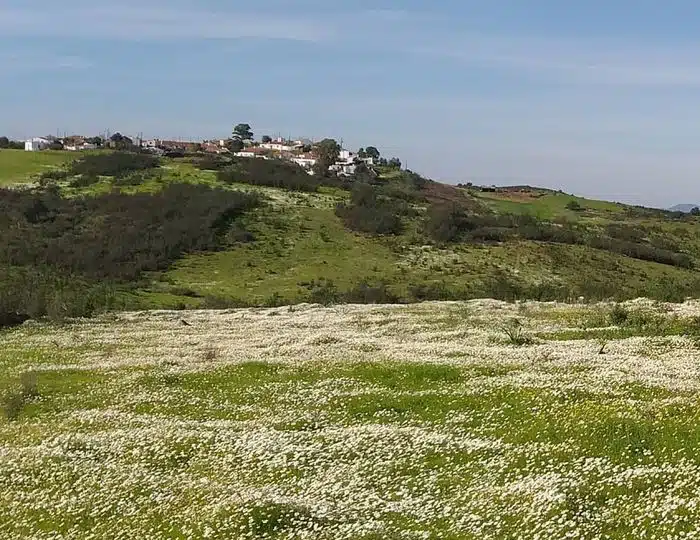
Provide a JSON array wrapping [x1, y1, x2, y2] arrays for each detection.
[[4, 148, 700, 314], [670, 204, 700, 213]]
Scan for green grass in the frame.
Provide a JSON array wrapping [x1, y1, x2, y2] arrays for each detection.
[[6, 154, 700, 308], [472, 189, 625, 220], [0, 149, 81, 185], [165, 204, 402, 303]]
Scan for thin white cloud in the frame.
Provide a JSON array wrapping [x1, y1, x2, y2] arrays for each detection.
[[0, 1, 329, 41], [0, 52, 92, 71], [408, 34, 700, 87]]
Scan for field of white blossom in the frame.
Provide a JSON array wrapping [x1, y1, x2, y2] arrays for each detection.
[[4, 299, 700, 539]]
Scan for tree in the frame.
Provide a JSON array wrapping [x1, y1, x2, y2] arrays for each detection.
[[358, 148, 367, 158], [85, 136, 103, 146], [233, 123, 254, 141], [691, 207, 700, 216], [312, 138, 341, 176], [226, 138, 244, 153], [261, 135, 272, 144], [0, 136, 9, 149], [365, 146, 381, 160], [353, 162, 376, 183], [388, 157, 401, 169], [109, 133, 134, 151]]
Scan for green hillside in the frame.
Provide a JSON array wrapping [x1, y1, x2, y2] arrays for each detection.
[[0, 149, 81, 186], [2, 149, 700, 320]]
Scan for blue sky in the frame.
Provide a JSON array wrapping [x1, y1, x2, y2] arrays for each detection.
[[3, 0, 700, 206]]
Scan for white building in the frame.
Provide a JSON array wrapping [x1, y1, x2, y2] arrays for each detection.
[[330, 163, 357, 176], [64, 143, 98, 151], [234, 148, 270, 160], [24, 137, 51, 152], [260, 141, 297, 153], [291, 156, 317, 168]]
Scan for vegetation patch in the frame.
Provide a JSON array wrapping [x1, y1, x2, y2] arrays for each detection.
[[0, 183, 259, 319]]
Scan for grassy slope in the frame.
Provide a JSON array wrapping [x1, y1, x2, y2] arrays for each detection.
[[4, 151, 700, 306], [0, 149, 80, 185], [152, 172, 700, 306]]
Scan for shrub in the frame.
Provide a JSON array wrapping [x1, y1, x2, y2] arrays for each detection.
[[0, 184, 260, 281], [113, 169, 163, 186], [586, 237, 693, 269], [609, 304, 629, 325], [344, 281, 399, 304], [2, 392, 26, 421], [70, 152, 159, 178], [408, 282, 456, 302], [302, 279, 340, 305], [424, 203, 469, 243], [2, 371, 39, 421], [335, 183, 404, 236], [36, 169, 69, 186], [566, 200, 583, 211], [500, 318, 534, 346], [218, 158, 320, 192], [69, 174, 100, 188], [191, 155, 231, 171]]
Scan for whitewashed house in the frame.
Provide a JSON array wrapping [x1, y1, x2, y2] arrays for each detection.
[[24, 137, 51, 152], [234, 147, 270, 159], [64, 142, 98, 151], [260, 141, 296, 153], [291, 155, 317, 173]]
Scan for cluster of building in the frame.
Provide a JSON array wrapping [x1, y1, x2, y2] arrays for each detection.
[[232, 138, 375, 176], [23, 134, 377, 177], [24, 136, 99, 152]]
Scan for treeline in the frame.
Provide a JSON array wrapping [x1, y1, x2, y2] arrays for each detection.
[[0, 137, 24, 150], [221, 266, 700, 308], [424, 203, 693, 269], [0, 184, 260, 322]]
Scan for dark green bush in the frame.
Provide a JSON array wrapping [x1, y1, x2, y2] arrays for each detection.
[[609, 304, 630, 325], [69, 174, 100, 188], [344, 281, 399, 304], [70, 152, 159, 178], [335, 183, 404, 235], [218, 158, 320, 192], [0, 184, 259, 281], [191, 155, 231, 171]]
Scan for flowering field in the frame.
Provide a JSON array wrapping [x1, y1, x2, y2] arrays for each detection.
[[4, 300, 700, 538]]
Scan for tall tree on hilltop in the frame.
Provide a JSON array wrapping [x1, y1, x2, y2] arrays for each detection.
[[313, 138, 341, 176], [233, 123, 254, 141], [365, 146, 381, 160]]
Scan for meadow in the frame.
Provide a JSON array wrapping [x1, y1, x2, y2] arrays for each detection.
[[0, 149, 79, 186], [4, 299, 700, 538]]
